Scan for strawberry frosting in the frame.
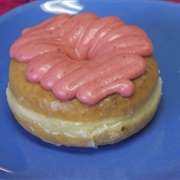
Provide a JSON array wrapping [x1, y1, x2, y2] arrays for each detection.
[[10, 12, 153, 105]]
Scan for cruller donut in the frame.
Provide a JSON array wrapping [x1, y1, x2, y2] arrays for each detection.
[[7, 12, 162, 147]]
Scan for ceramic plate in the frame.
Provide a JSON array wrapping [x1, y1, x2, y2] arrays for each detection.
[[0, 0, 180, 179]]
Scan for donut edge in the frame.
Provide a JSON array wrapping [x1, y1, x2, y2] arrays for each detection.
[[6, 78, 162, 148]]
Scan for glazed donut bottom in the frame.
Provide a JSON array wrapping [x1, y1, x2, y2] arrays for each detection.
[[6, 78, 161, 148]]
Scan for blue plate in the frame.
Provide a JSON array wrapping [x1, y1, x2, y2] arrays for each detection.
[[0, 0, 180, 179]]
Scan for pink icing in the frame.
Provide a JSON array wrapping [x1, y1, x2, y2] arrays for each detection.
[[10, 12, 153, 105]]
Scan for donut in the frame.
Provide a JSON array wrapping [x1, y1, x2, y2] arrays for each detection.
[[6, 12, 162, 148]]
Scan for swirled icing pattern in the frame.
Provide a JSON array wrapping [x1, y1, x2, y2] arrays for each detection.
[[10, 12, 153, 105]]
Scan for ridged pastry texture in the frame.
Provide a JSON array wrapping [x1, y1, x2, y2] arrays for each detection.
[[10, 12, 153, 105]]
